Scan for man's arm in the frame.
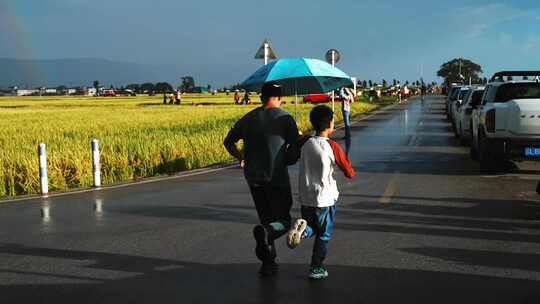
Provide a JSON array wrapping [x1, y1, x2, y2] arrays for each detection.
[[328, 140, 356, 178], [284, 116, 302, 165], [223, 127, 243, 162]]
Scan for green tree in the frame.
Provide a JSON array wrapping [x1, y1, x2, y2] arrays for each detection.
[[382, 79, 387, 88], [141, 82, 155, 93], [126, 83, 141, 92], [437, 58, 483, 85], [181, 76, 195, 92], [368, 80, 373, 87], [155, 82, 173, 93], [93, 80, 99, 90]]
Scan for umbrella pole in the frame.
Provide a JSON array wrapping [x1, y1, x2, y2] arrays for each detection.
[[295, 79, 298, 122], [332, 90, 335, 112]]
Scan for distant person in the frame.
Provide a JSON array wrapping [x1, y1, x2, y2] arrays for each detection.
[[420, 84, 427, 102], [339, 87, 354, 140], [234, 89, 241, 104], [403, 86, 410, 100], [175, 90, 182, 105], [287, 105, 355, 280], [242, 91, 251, 105], [396, 82, 402, 103], [163, 93, 167, 104], [223, 81, 301, 276]]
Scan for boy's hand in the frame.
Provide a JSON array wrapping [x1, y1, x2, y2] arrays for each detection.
[[240, 159, 245, 168]]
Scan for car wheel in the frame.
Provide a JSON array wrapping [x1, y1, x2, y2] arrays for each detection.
[[459, 124, 468, 146], [478, 131, 498, 173], [452, 119, 459, 138], [470, 122, 478, 160]]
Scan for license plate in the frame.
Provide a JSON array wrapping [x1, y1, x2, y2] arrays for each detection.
[[524, 147, 540, 156]]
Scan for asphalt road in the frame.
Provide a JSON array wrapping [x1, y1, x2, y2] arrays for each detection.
[[1, 96, 540, 303]]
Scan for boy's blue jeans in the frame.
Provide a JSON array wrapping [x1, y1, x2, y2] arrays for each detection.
[[301, 205, 336, 267]]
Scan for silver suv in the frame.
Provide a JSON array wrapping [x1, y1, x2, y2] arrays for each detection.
[[471, 71, 540, 171]]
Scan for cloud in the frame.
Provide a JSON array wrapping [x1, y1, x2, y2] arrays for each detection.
[[453, 3, 527, 38], [522, 36, 540, 53]]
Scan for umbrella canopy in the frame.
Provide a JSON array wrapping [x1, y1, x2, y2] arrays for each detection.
[[241, 58, 353, 95]]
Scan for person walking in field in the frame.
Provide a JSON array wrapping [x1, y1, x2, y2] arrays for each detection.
[[234, 89, 241, 104], [223, 81, 301, 276], [242, 91, 251, 105], [175, 90, 182, 105], [287, 105, 355, 280]]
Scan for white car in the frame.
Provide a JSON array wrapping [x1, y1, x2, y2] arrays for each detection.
[[454, 86, 485, 144], [471, 71, 540, 171], [450, 86, 471, 131], [446, 85, 462, 120]]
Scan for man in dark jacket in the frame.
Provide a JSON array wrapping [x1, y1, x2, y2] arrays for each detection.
[[224, 81, 300, 276]]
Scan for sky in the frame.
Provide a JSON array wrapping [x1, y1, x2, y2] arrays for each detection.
[[1, 0, 539, 87]]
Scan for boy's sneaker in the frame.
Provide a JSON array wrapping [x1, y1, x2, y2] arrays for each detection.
[[259, 261, 279, 277], [253, 225, 271, 261], [287, 219, 307, 249], [309, 266, 329, 280]]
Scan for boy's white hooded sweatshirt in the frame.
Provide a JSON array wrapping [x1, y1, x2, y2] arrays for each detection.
[[299, 136, 355, 207]]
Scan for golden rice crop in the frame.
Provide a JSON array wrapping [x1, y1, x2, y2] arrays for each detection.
[[0, 94, 379, 198]]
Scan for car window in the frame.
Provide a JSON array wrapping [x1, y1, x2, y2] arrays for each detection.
[[458, 89, 470, 100], [448, 88, 458, 100], [483, 86, 497, 104], [471, 90, 484, 105], [494, 83, 540, 103]]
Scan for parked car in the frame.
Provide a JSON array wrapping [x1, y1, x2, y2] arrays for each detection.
[[303, 93, 330, 103], [454, 86, 485, 144], [302, 92, 353, 104], [446, 85, 462, 120], [101, 89, 116, 97], [451, 87, 472, 131], [470, 71, 540, 171]]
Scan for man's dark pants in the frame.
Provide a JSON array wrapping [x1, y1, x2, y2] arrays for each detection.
[[249, 183, 293, 261]]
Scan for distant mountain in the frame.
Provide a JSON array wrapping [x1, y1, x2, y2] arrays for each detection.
[[0, 58, 181, 87]]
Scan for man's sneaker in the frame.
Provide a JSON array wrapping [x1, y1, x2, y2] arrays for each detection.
[[259, 262, 279, 277], [309, 266, 329, 280], [287, 219, 307, 249], [253, 225, 271, 261]]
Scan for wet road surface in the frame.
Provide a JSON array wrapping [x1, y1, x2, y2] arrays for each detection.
[[1, 96, 540, 303]]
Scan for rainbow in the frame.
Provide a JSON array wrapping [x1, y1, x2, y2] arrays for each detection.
[[0, 1, 45, 87]]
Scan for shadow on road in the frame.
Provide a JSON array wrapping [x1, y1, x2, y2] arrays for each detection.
[[0, 244, 539, 303], [401, 247, 540, 273]]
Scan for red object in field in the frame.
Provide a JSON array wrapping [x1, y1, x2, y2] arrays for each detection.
[[303, 94, 330, 103], [101, 89, 116, 97]]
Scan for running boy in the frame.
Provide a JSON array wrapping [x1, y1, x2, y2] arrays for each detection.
[[287, 105, 355, 280]]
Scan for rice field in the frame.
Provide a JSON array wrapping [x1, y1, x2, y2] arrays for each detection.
[[0, 93, 385, 198]]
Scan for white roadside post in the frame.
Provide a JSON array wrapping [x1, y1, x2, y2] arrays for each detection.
[[351, 77, 357, 97], [38, 143, 48, 195], [92, 139, 101, 187]]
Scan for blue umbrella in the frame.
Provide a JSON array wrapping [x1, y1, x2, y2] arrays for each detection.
[[241, 58, 353, 95]]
